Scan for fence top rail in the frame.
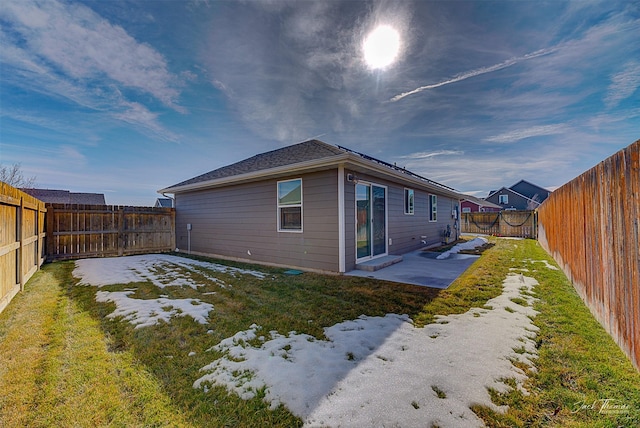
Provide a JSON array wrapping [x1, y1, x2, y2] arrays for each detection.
[[47, 203, 174, 213], [1, 182, 47, 210]]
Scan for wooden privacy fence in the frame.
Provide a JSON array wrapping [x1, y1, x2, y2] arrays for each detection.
[[0, 182, 46, 314], [461, 210, 537, 238], [47, 204, 175, 260], [538, 139, 639, 371]]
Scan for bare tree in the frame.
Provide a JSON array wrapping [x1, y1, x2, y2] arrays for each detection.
[[0, 163, 37, 188]]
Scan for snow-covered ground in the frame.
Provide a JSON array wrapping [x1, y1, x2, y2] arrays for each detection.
[[74, 253, 266, 289], [437, 237, 489, 259], [95, 289, 213, 329], [73, 254, 266, 329], [195, 273, 541, 427], [73, 253, 550, 427]]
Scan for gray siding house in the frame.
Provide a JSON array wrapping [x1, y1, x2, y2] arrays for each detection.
[[159, 140, 463, 274], [486, 180, 551, 211]]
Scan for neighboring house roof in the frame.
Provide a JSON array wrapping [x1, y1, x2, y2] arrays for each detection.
[[487, 186, 542, 208], [461, 195, 502, 209], [508, 179, 551, 201], [159, 140, 463, 200], [155, 198, 173, 208], [486, 179, 551, 207], [21, 188, 106, 204]]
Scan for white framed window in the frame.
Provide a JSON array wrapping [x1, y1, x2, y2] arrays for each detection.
[[277, 178, 302, 232], [462, 207, 471, 213], [499, 194, 509, 204], [404, 188, 414, 215], [429, 194, 437, 222]]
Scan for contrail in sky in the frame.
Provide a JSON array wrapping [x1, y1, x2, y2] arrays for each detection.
[[389, 47, 559, 102]]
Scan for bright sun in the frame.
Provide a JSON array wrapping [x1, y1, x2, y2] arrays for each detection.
[[363, 25, 401, 69]]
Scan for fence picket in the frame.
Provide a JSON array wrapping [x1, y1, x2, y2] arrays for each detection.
[[461, 210, 537, 238], [538, 139, 639, 371]]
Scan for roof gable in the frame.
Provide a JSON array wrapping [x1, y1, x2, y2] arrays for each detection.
[[509, 180, 550, 200], [169, 140, 345, 189], [462, 195, 502, 209], [486, 186, 543, 208], [160, 139, 463, 200]]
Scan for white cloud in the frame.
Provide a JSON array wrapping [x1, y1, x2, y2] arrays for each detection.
[[397, 150, 464, 159], [0, 0, 183, 110], [113, 101, 180, 143], [605, 61, 640, 108], [484, 124, 568, 144], [59, 145, 87, 166], [0, 0, 186, 143], [389, 47, 559, 102]]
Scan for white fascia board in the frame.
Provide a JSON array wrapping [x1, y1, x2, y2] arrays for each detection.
[[159, 151, 463, 200], [158, 153, 352, 194], [346, 157, 465, 200]]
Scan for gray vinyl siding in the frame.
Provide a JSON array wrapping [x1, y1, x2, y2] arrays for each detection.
[[175, 169, 339, 272], [389, 187, 458, 254], [343, 171, 459, 266], [486, 188, 531, 210], [343, 178, 356, 272]]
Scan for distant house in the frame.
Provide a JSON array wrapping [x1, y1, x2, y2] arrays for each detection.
[[155, 198, 174, 208], [159, 140, 465, 274], [460, 196, 501, 213], [21, 188, 106, 205], [485, 180, 551, 210]]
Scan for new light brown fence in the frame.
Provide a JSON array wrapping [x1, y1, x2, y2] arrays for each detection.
[[46, 204, 175, 260], [538, 139, 639, 371], [0, 182, 46, 314], [461, 210, 537, 238]]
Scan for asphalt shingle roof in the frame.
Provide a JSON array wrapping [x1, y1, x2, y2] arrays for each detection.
[[170, 140, 346, 188], [21, 188, 106, 205]]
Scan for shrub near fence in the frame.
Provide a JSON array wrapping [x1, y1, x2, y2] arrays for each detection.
[[0, 182, 46, 314], [461, 210, 537, 238], [538, 139, 639, 371], [46, 204, 175, 260]]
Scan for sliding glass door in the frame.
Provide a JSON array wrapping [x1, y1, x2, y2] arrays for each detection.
[[356, 183, 387, 260]]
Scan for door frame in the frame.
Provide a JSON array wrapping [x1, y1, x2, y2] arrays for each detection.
[[355, 181, 388, 262]]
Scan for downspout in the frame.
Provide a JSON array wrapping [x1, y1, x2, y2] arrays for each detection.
[[161, 192, 175, 207], [338, 165, 346, 273]]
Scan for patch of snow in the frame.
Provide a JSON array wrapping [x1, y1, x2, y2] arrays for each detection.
[[73, 254, 266, 288], [95, 290, 213, 329], [436, 237, 488, 260], [189, 351, 197, 357], [523, 259, 559, 271], [195, 273, 539, 427]]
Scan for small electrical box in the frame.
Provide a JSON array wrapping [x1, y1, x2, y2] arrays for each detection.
[[187, 223, 192, 231]]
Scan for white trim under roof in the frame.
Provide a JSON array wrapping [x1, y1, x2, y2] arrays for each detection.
[[159, 152, 464, 201]]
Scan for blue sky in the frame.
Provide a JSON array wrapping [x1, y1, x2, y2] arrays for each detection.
[[1, 0, 638, 205]]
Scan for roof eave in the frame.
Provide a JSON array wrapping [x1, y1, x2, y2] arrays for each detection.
[[159, 152, 464, 200], [158, 153, 352, 194], [346, 156, 464, 199]]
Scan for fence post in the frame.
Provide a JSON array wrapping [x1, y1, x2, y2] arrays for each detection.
[[18, 197, 24, 291], [170, 208, 176, 251], [46, 204, 54, 261], [118, 206, 125, 256]]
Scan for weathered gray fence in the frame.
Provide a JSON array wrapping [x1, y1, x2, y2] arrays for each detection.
[[46, 204, 175, 260], [461, 210, 537, 238], [538, 139, 639, 371]]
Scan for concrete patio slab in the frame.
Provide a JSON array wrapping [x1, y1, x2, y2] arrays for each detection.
[[346, 249, 480, 289]]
